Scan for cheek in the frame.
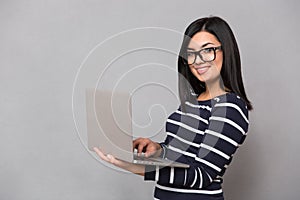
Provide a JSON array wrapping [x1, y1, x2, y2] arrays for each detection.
[[188, 65, 194, 72], [215, 54, 223, 72], [189, 65, 198, 76], [216, 62, 222, 72]]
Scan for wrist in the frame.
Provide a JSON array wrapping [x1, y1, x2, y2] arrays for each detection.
[[151, 142, 163, 158], [159, 143, 167, 158]]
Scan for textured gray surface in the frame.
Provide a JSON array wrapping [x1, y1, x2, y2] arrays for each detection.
[[0, 0, 299, 199]]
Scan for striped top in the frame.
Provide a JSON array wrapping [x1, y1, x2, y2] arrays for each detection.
[[144, 93, 249, 200]]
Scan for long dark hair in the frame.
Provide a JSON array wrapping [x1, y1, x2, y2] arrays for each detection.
[[178, 16, 253, 110]]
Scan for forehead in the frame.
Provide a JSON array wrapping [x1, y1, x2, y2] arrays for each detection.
[[188, 31, 220, 48]]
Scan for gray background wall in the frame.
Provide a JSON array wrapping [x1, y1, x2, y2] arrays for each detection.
[[1, 0, 299, 200]]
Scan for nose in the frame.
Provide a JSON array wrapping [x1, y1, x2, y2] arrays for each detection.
[[194, 54, 205, 65]]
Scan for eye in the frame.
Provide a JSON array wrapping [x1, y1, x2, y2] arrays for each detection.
[[186, 52, 195, 57], [202, 47, 214, 54]]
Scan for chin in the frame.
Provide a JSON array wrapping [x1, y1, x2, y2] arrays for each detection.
[[192, 72, 208, 82]]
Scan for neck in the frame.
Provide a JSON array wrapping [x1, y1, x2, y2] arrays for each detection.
[[198, 79, 226, 101]]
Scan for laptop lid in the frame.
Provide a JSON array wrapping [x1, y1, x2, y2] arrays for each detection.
[[85, 89, 190, 168], [85, 89, 133, 162]]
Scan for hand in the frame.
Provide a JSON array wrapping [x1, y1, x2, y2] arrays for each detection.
[[133, 138, 162, 158], [93, 147, 123, 166], [93, 147, 145, 176]]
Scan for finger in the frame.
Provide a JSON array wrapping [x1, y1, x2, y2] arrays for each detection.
[[106, 154, 116, 164], [93, 147, 111, 163], [132, 138, 140, 150], [93, 147, 106, 159], [134, 144, 146, 156], [93, 148, 127, 168], [106, 154, 125, 167], [144, 145, 156, 157], [133, 138, 144, 150], [133, 138, 147, 154], [145, 143, 161, 157], [137, 142, 148, 154]]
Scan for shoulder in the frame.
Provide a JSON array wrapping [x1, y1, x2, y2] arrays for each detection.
[[212, 92, 249, 120], [214, 93, 248, 108]]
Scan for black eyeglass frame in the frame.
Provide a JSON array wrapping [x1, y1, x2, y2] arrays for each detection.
[[186, 46, 222, 64]]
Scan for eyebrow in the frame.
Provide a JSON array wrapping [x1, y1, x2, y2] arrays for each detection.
[[187, 42, 215, 50]]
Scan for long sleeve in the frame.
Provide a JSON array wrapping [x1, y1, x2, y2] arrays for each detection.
[[144, 93, 249, 190]]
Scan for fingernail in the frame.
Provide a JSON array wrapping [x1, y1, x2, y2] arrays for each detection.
[[107, 154, 112, 160]]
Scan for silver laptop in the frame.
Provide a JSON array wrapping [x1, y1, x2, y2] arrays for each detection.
[[85, 89, 189, 168]]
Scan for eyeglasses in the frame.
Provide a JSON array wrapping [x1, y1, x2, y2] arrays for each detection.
[[186, 46, 222, 64]]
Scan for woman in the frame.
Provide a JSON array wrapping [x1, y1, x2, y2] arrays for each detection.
[[94, 16, 252, 200]]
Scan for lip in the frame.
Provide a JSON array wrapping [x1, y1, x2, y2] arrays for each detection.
[[194, 65, 210, 75]]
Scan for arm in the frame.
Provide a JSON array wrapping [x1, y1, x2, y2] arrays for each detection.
[[144, 96, 249, 189], [93, 135, 163, 176]]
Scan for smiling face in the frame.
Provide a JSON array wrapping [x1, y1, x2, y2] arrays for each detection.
[[187, 31, 223, 85]]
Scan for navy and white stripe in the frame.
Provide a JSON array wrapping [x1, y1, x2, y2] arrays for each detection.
[[144, 93, 249, 200]]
